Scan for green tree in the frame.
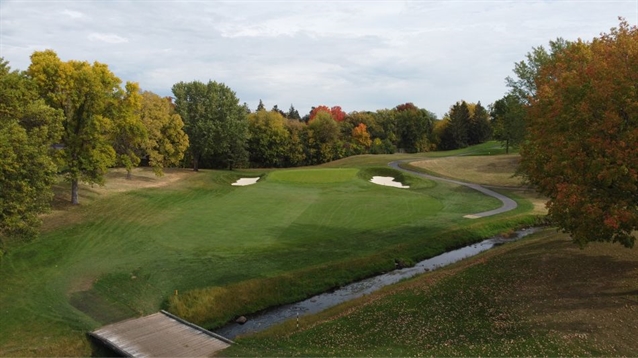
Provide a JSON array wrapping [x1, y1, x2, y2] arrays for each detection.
[[506, 38, 571, 102], [111, 82, 147, 179], [270, 104, 287, 118], [27, 50, 134, 204], [256, 99, 266, 112], [519, 20, 638, 247], [283, 120, 306, 166], [346, 111, 380, 138], [445, 101, 471, 149], [139, 91, 189, 174], [286, 104, 301, 120], [394, 103, 435, 153], [430, 119, 447, 150], [247, 110, 290, 167], [0, 58, 62, 246], [306, 111, 340, 164], [490, 94, 525, 154], [372, 109, 397, 153], [172, 80, 248, 170], [468, 101, 491, 145]]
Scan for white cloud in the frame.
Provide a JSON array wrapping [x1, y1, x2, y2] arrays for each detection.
[[1, 1, 636, 117], [87, 33, 128, 44], [60, 9, 84, 19]]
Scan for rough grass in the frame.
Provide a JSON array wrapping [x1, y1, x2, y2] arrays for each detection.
[[224, 229, 638, 357], [409, 154, 524, 187], [0, 154, 529, 356], [40, 168, 197, 234], [404, 152, 549, 215], [320, 141, 506, 168]]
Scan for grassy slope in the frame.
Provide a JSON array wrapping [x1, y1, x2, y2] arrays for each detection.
[[409, 154, 524, 187], [222, 147, 636, 356], [0, 143, 534, 356], [224, 229, 638, 357]]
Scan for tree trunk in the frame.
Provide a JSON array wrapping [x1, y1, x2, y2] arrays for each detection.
[[193, 155, 199, 172], [126, 169, 132, 180], [71, 179, 79, 205], [505, 139, 510, 154]]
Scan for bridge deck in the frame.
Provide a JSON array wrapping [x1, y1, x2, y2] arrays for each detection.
[[90, 311, 232, 357]]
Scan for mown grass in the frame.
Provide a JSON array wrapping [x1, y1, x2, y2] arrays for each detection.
[[224, 229, 638, 357], [267, 168, 359, 184], [168, 214, 538, 329], [0, 147, 535, 356]]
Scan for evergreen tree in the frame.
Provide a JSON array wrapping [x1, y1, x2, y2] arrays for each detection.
[[287, 104, 301, 120], [271, 104, 286, 117], [468, 101, 491, 145], [446, 101, 470, 149], [242, 102, 251, 114], [256, 99, 265, 111]]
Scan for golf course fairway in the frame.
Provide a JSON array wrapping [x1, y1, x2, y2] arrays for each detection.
[[0, 159, 536, 356]]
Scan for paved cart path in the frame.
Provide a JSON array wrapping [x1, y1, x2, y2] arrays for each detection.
[[388, 160, 517, 218]]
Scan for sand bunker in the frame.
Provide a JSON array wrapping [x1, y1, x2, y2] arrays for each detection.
[[232, 178, 260, 186], [370, 176, 409, 188]]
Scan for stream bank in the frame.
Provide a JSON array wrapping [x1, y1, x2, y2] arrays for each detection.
[[215, 227, 541, 339]]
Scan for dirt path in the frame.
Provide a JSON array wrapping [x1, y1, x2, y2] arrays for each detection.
[[388, 161, 518, 218]]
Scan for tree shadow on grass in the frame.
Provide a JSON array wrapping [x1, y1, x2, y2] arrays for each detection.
[[259, 222, 483, 275]]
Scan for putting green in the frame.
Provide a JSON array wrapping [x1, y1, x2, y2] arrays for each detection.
[[267, 168, 359, 184]]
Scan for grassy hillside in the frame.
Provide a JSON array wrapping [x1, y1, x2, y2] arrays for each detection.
[[0, 146, 537, 356], [409, 154, 524, 187], [224, 229, 638, 356]]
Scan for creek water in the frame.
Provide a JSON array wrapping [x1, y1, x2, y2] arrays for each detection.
[[215, 227, 540, 339]]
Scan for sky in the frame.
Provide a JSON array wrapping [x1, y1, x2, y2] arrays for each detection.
[[1, 1, 637, 118]]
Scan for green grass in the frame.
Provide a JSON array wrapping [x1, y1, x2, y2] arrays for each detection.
[[0, 144, 537, 356], [224, 229, 638, 356], [321, 141, 510, 169], [267, 168, 359, 183]]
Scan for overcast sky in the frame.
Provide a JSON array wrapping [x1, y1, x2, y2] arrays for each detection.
[[1, 1, 637, 117]]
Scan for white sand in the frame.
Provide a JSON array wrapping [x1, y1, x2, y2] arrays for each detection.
[[370, 176, 409, 188], [232, 177, 260, 186]]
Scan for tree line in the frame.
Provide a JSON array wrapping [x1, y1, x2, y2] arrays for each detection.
[[174, 84, 503, 171], [0, 50, 497, 251], [1, 48, 524, 250]]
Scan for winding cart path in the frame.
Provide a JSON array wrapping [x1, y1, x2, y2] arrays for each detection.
[[389, 160, 518, 218]]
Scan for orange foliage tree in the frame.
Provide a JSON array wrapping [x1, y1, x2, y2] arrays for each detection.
[[520, 20, 638, 247], [309, 105, 346, 122], [352, 123, 372, 148]]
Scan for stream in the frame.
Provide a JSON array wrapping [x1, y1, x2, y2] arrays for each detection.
[[215, 227, 540, 339]]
